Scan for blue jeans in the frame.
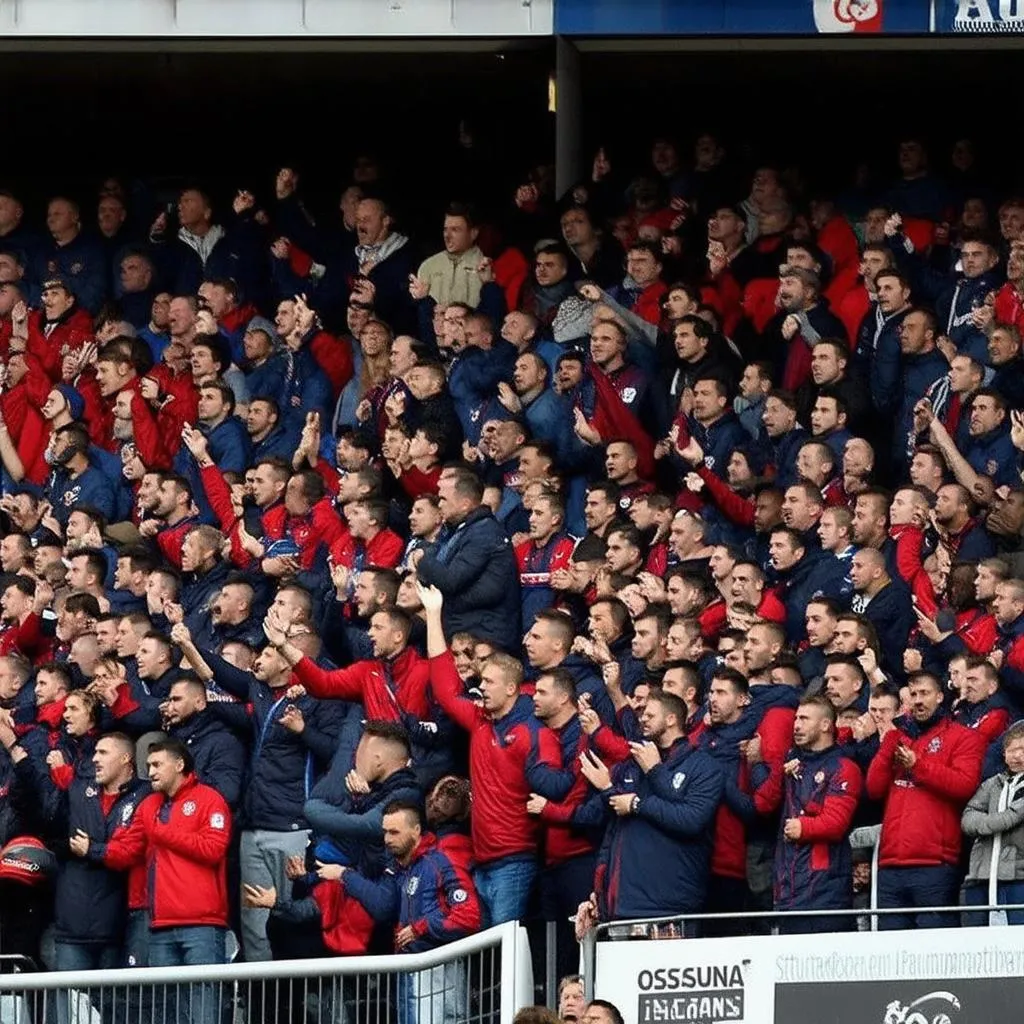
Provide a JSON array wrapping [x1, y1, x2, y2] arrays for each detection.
[[149, 926, 226, 1024], [53, 943, 120, 1024], [124, 909, 150, 968], [961, 880, 1024, 925], [877, 864, 960, 930], [397, 961, 467, 1024], [473, 857, 536, 926]]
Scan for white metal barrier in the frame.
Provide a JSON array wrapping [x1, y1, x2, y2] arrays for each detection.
[[0, 922, 533, 1024]]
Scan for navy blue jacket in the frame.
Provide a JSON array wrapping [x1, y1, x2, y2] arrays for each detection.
[[854, 579, 915, 681], [560, 654, 617, 727], [202, 647, 346, 831], [965, 425, 1018, 488], [855, 304, 908, 391], [586, 738, 723, 919], [417, 506, 521, 652], [48, 463, 117, 527], [685, 410, 748, 482], [881, 347, 949, 465], [153, 216, 268, 308], [170, 709, 247, 810], [448, 340, 518, 445], [33, 232, 108, 314], [772, 549, 850, 645], [280, 348, 335, 439], [891, 232, 1001, 361], [181, 560, 233, 641], [305, 765, 422, 879], [752, 745, 860, 912], [341, 834, 481, 953], [245, 353, 289, 407], [52, 776, 151, 944], [251, 424, 301, 464], [0, 750, 27, 845], [767, 427, 809, 490], [175, 417, 251, 524]]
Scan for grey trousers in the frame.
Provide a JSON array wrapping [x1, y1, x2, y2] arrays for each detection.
[[239, 828, 311, 961]]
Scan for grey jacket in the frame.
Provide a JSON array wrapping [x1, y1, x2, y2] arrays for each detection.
[[962, 772, 1024, 882]]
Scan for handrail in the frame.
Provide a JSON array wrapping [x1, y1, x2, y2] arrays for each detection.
[[591, 902, 1024, 933], [0, 920, 516, 992], [0, 956, 36, 971]]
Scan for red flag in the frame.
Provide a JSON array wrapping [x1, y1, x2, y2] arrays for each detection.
[[580, 364, 656, 479]]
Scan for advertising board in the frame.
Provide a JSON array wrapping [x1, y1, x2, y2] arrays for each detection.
[[594, 926, 1024, 1024]]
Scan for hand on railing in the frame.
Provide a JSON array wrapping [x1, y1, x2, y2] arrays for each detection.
[[575, 892, 599, 941]]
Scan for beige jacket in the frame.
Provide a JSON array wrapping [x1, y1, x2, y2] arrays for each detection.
[[418, 246, 484, 308]]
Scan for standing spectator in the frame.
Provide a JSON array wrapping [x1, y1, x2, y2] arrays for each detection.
[[866, 672, 984, 928], [752, 695, 861, 933], [961, 722, 1024, 925], [78, 740, 231, 1024], [414, 466, 521, 652], [420, 582, 571, 924], [575, 689, 723, 932]]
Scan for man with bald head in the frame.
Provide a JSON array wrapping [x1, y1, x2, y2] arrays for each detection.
[[850, 547, 913, 679], [842, 437, 875, 499], [506, 351, 570, 455], [932, 482, 995, 560]]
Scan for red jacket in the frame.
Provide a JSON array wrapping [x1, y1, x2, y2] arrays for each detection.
[[837, 285, 871, 349], [397, 464, 441, 499], [308, 330, 354, 400], [294, 646, 431, 721], [313, 878, 377, 955], [866, 716, 983, 868], [890, 523, 936, 613], [818, 215, 861, 311], [951, 697, 1011, 748], [330, 527, 404, 571], [198, 464, 256, 569], [25, 307, 94, 381], [696, 467, 755, 528], [284, 498, 348, 569], [699, 591, 786, 642], [146, 364, 199, 455], [631, 280, 668, 325], [102, 775, 231, 928], [747, 686, 799, 818], [0, 612, 51, 663], [741, 278, 780, 334], [429, 650, 570, 865], [994, 282, 1024, 335], [0, 359, 50, 483], [155, 515, 201, 570], [535, 718, 598, 866]]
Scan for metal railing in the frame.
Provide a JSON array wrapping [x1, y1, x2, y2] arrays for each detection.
[[0, 922, 532, 1024]]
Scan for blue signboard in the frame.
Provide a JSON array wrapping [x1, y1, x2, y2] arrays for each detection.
[[555, 0, 932, 35], [935, 0, 1024, 31]]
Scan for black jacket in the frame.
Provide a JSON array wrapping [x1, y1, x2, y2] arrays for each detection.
[[170, 709, 248, 810], [417, 506, 521, 652], [53, 776, 151, 944]]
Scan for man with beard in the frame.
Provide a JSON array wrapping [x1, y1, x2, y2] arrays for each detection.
[[575, 688, 723, 933], [45, 423, 116, 527], [162, 676, 246, 810], [752, 695, 860, 933]]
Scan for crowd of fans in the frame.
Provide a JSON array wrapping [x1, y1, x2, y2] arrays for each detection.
[[1, 130, 1024, 1018]]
